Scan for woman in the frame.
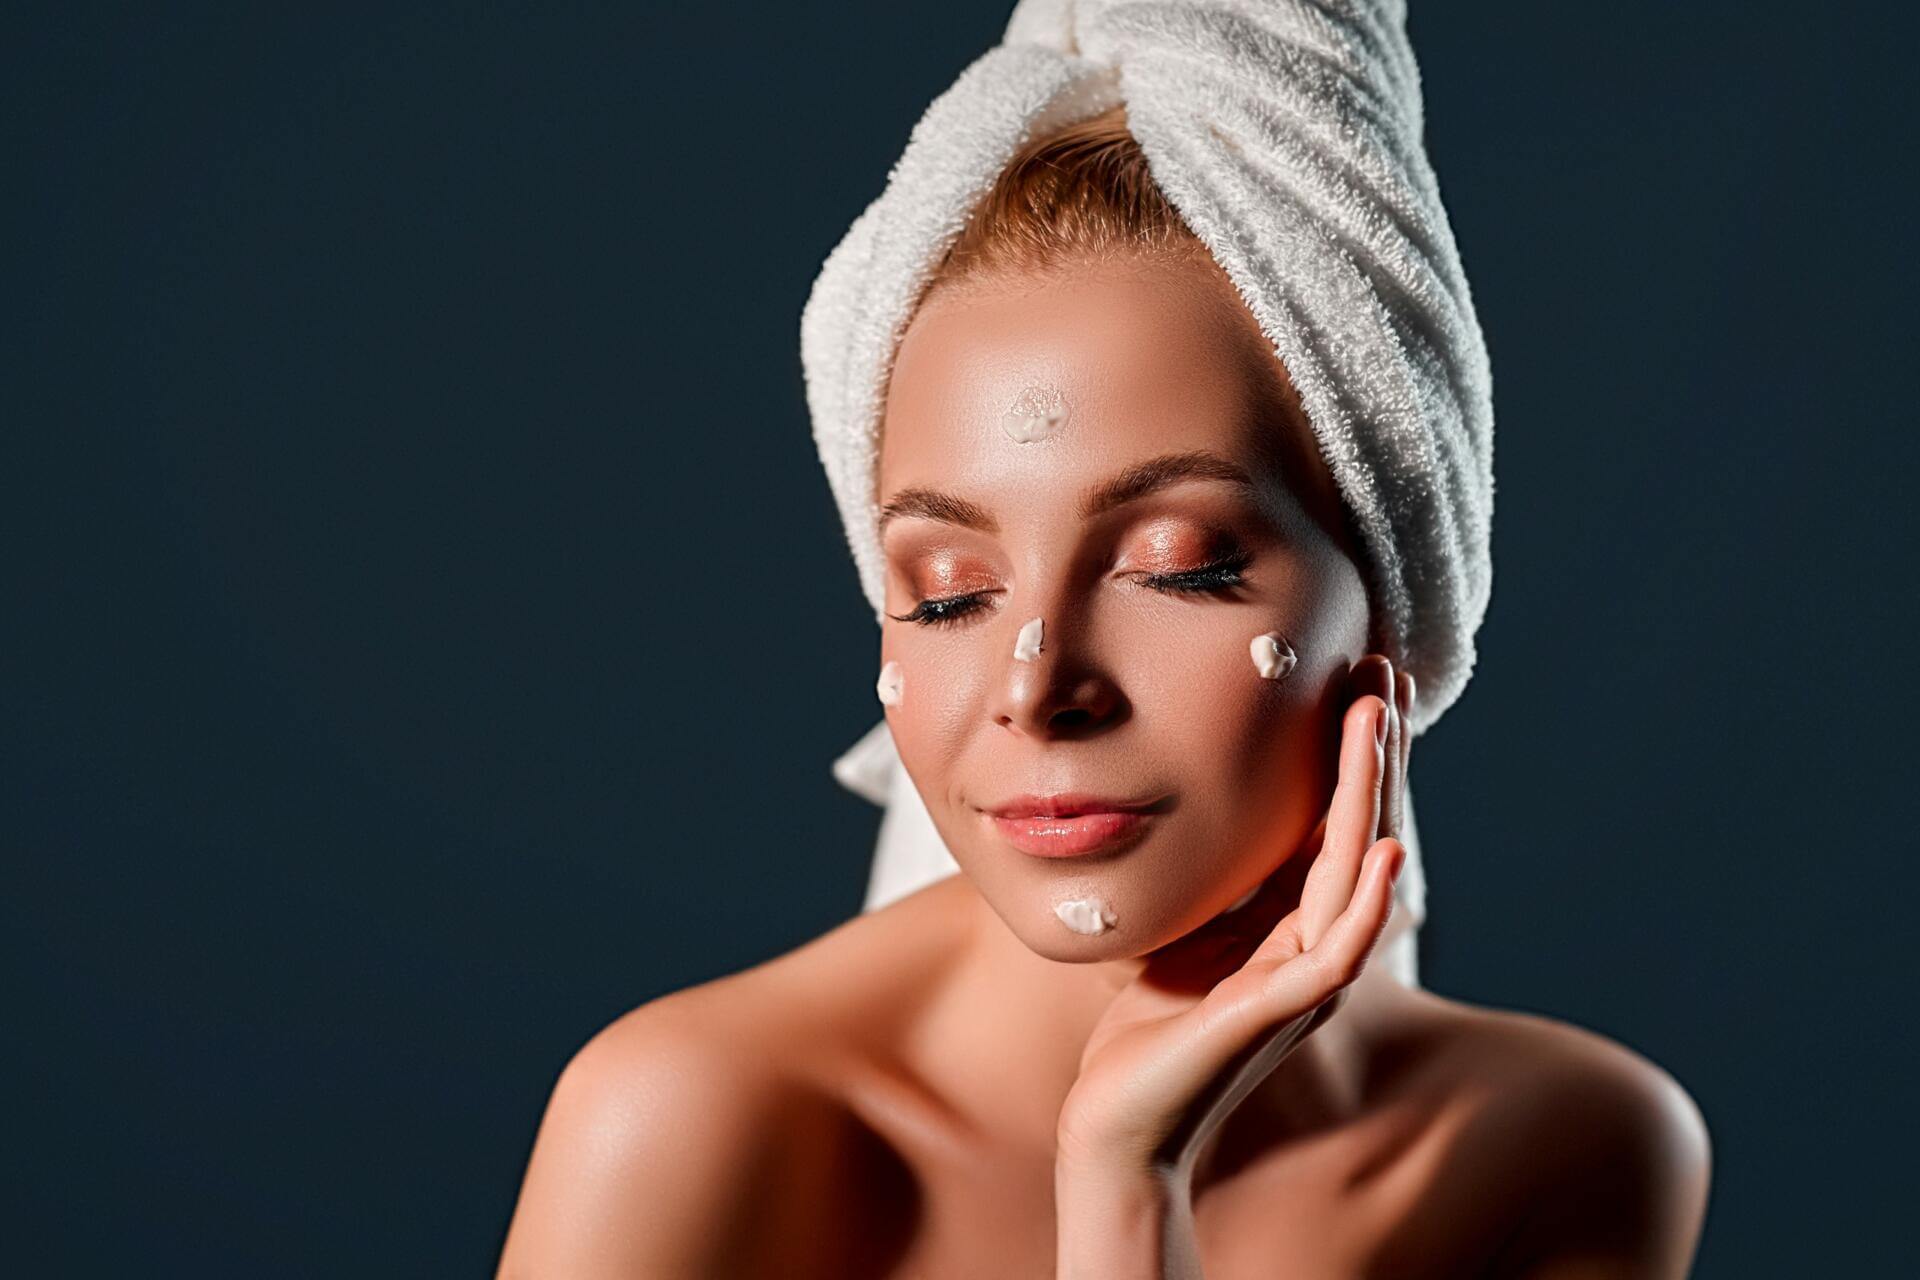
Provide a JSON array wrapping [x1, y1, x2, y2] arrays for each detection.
[[498, 3, 1711, 1275]]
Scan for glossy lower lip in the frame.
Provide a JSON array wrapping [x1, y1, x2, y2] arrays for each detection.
[[987, 810, 1155, 858]]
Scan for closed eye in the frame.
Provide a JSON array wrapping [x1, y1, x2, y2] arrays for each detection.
[[887, 591, 996, 628], [886, 548, 1253, 629], [1137, 548, 1253, 595]]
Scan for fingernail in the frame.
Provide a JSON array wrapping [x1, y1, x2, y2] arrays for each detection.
[[1374, 702, 1390, 745]]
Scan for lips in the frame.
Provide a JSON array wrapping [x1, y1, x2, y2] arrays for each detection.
[[983, 793, 1166, 858]]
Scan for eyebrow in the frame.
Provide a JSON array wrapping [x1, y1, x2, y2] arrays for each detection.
[[877, 449, 1259, 536]]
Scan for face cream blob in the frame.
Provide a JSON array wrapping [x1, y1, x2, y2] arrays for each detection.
[[1250, 631, 1298, 680], [1014, 616, 1045, 662], [1054, 895, 1118, 936], [1001, 384, 1070, 444], [876, 659, 904, 707]]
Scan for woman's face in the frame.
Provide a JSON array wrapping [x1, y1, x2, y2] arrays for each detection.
[[876, 251, 1371, 962]]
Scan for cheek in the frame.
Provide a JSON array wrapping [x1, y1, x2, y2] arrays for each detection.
[[877, 547, 1366, 840], [1134, 560, 1367, 838], [1124, 628, 1314, 823], [875, 632, 988, 798]]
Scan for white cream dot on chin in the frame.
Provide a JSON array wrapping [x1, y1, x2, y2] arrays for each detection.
[[876, 660, 903, 707], [1054, 895, 1118, 936], [1014, 616, 1045, 662], [1226, 884, 1259, 912], [1250, 631, 1298, 680]]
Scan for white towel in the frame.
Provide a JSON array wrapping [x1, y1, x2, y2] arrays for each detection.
[[804, 0, 1493, 986]]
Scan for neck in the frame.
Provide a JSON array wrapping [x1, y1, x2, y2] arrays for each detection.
[[937, 874, 1388, 1162]]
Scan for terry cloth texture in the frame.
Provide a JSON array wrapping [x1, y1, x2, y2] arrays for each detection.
[[804, 0, 1493, 986], [802, 0, 1496, 737]]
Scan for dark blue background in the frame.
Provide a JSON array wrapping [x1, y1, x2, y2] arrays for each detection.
[[9, 3, 1914, 1274]]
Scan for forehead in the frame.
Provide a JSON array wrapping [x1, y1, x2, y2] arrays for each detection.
[[879, 255, 1280, 498]]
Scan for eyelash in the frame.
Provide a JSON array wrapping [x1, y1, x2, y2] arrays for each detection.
[[1146, 547, 1254, 595], [887, 549, 1254, 629]]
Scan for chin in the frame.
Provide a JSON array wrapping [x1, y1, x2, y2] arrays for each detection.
[[950, 821, 1261, 962], [1016, 928, 1153, 964], [979, 880, 1197, 963]]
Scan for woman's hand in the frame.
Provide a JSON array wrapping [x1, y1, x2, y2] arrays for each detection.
[[1056, 655, 1415, 1185]]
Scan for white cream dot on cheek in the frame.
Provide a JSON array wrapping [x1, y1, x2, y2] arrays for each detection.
[[1014, 617, 1045, 662], [1250, 631, 1298, 680], [1054, 895, 1118, 935], [876, 660, 904, 706]]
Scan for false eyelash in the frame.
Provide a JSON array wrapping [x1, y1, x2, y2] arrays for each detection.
[[887, 591, 993, 628], [887, 549, 1254, 629], [1138, 548, 1254, 594]]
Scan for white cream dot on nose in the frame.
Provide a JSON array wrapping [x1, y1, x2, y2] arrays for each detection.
[[1014, 617, 1045, 662]]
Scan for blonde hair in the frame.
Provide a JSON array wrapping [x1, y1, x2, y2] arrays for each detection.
[[927, 104, 1206, 292], [905, 102, 1373, 629]]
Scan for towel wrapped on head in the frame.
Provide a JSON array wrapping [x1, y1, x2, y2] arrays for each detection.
[[804, 0, 1494, 986]]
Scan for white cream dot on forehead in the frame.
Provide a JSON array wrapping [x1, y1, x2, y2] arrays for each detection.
[[1001, 384, 1070, 444], [1014, 617, 1044, 662], [1250, 632, 1298, 680], [1055, 896, 1118, 935], [876, 660, 903, 707]]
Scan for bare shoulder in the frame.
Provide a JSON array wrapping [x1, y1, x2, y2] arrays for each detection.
[[494, 988, 835, 1278], [496, 880, 968, 1279], [1402, 988, 1713, 1277]]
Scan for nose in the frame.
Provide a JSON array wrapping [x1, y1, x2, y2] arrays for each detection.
[[989, 614, 1127, 740]]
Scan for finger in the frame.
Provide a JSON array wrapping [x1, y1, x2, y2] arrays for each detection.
[[1299, 682, 1389, 950], [1300, 676, 1387, 938], [1254, 841, 1402, 1023], [1303, 838, 1404, 988], [1382, 667, 1413, 844], [1196, 839, 1404, 1058], [1391, 670, 1414, 838], [1299, 811, 1328, 858]]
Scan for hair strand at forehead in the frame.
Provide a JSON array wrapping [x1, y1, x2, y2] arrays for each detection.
[[926, 104, 1205, 293]]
